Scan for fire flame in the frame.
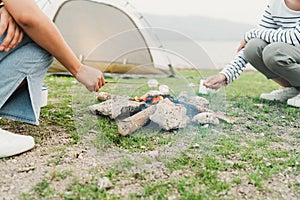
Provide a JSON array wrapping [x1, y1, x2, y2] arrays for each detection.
[[135, 95, 164, 104]]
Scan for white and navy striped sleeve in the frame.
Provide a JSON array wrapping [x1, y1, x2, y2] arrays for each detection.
[[244, 24, 300, 46], [220, 49, 248, 83], [219, 2, 276, 84], [258, 4, 279, 29]]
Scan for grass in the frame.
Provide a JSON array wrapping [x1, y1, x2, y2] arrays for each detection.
[[1, 69, 299, 199]]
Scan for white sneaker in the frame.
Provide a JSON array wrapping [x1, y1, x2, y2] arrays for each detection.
[[287, 93, 300, 108], [0, 128, 35, 158], [260, 87, 299, 102]]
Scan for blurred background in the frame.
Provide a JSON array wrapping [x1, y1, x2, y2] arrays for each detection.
[[128, 0, 268, 69]]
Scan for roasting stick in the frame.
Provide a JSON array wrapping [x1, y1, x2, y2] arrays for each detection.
[[105, 81, 140, 84]]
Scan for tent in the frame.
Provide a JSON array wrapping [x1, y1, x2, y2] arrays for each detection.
[[37, 0, 173, 77]]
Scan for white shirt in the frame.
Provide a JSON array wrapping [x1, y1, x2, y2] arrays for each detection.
[[221, 0, 300, 83]]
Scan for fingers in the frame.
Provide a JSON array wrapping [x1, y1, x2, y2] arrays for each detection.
[[6, 25, 22, 50], [237, 45, 243, 52], [0, 8, 8, 51], [76, 64, 106, 92], [203, 74, 227, 90], [204, 80, 222, 90], [0, 7, 24, 52], [2, 22, 24, 52], [237, 39, 247, 52], [203, 77, 216, 88], [204, 80, 220, 90], [207, 83, 222, 90], [1, 22, 14, 52], [96, 75, 106, 92], [93, 75, 106, 92], [94, 84, 100, 92]]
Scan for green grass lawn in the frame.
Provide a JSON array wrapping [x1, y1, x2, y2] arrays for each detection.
[[1, 69, 299, 200]]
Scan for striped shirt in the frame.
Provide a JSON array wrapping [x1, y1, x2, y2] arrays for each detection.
[[221, 0, 300, 83]]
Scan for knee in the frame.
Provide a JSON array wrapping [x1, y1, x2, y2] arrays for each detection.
[[262, 43, 296, 69], [244, 38, 268, 62]]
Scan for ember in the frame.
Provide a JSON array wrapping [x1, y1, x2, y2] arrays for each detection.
[[134, 95, 164, 104]]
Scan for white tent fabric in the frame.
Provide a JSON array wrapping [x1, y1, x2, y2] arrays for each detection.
[[36, 0, 172, 76]]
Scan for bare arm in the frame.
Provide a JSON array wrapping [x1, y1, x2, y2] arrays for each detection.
[[2, 0, 105, 91], [2, 0, 80, 75], [205, 2, 275, 88]]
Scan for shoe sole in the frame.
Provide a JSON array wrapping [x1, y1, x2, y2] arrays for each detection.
[[0, 135, 35, 158]]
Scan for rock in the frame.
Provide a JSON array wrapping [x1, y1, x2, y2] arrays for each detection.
[[148, 150, 159, 158], [189, 96, 210, 108], [213, 113, 236, 124], [97, 92, 129, 102], [192, 112, 220, 125], [178, 92, 212, 113], [150, 99, 190, 130], [98, 177, 113, 190], [191, 143, 200, 149], [89, 97, 145, 119], [177, 91, 191, 102], [141, 90, 167, 98]]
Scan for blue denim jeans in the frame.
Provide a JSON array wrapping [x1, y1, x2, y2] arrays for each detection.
[[0, 34, 53, 125]]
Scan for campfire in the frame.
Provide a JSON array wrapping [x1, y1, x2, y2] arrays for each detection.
[[89, 89, 233, 136], [134, 95, 164, 104]]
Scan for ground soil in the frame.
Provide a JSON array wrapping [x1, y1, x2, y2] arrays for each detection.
[[0, 120, 299, 200]]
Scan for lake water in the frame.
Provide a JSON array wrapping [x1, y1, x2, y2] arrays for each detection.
[[198, 40, 240, 67], [160, 40, 254, 70]]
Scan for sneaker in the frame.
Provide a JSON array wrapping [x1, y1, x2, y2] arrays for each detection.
[[287, 93, 300, 108], [260, 87, 299, 102], [0, 128, 35, 158]]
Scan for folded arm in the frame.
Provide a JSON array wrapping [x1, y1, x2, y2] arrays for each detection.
[[245, 25, 300, 46], [2, 0, 105, 91], [2, 0, 81, 75]]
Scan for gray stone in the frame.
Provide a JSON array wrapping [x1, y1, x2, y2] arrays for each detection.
[[150, 99, 189, 130], [178, 91, 212, 113], [98, 177, 113, 190], [192, 112, 220, 125], [141, 90, 166, 98], [97, 92, 129, 102], [89, 97, 145, 119]]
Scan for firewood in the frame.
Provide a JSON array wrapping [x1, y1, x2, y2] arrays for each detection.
[[117, 105, 157, 136], [97, 92, 129, 102]]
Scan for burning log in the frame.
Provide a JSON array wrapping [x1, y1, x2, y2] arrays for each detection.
[[135, 90, 175, 105], [134, 95, 164, 104], [117, 105, 157, 136]]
